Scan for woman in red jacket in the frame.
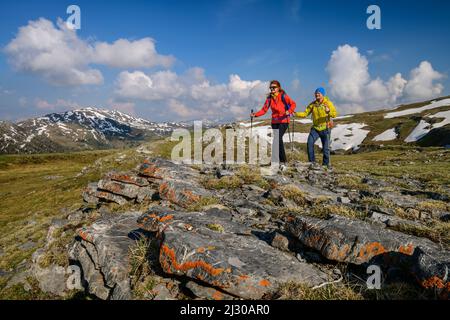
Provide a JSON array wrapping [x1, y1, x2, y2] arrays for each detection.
[[251, 80, 296, 167]]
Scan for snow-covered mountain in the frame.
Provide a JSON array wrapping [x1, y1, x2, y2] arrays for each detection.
[[0, 107, 191, 154]]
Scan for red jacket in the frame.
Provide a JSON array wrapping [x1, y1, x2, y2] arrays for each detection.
[[254, 92, 297, 124]]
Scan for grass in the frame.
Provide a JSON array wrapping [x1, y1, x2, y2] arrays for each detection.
[[206, 223, 225, 232], [335, 175, 367, 191], [417, 200, 449, 212], [360, 196, 396, 208], [185, 196, 219, 211], [201, 165, 270, 190], [389, 221, 450, 248], [272, 281, 364, 300], [279, 184, 307, 206], [0, 144, 154, 299], [202, 176, 243, 189]]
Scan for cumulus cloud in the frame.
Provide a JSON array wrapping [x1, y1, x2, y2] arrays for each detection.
[[35, 98, 81, 110], [326, 44, 445, 113], [404, 61, 444, 100], [4, 18, 174, 86], [93, 38, 175, 68], [115, 68, 269, 120], [107, 99, 136, 115]]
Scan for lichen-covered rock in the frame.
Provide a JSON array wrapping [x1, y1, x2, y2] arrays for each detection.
[[286, 214, 450, 293], [82, 183, 99, 205], [107, 171, 150, 187], [98, 179, 141, 199], [138, 158, 199, 181], [158, 179, 211, 208], [137, 206, 328, 299], [95, 189, 129, 205], [185, 281, 236, 300], [70, 212, 143, 300], [31, 249, 68, 297]]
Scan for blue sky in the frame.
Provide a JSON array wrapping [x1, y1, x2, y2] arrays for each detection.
[[1, 0, 449, 121]]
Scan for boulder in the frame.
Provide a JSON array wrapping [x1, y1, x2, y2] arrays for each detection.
[[82, 183, 99, 205], [107, 171, 150, 187], [70, 212, 143, 300], [185, 281, 236, 300], [286, 214, 450, 293], [95, 190, 129, 205], [138, 158, 199, 182], [158, 179, 212, 208], [31, 250, 68, 297], [137, 206, 328, 299], [97, 179, 141, 199]]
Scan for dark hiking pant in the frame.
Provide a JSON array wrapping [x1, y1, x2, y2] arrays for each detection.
[[271, 123, 289, 163]]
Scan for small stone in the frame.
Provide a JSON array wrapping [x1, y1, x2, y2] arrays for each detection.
[[19, 241, 36, 251], [296, 253, 306, 263], [270, 232, 289, 252], [337, 196, 351, 204], [152, 283, 175, 300]]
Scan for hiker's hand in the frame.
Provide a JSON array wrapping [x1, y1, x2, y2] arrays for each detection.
[[251, 112, 256, 118], [285, 111, 290, 115], [325, 106, 330, 113]]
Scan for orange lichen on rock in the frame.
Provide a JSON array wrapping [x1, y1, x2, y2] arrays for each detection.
[[357, 242, 387, 261], [328, 243, 351, 261], [160, 244, 225, 277], [212, 290, 223, 300], [181, 190, 201, 203], [421, 276, 449, 291], [159, 183, 177, 204], [259, 279, 271, 287], [78, 229, 93, 242], [398, 243, 415, 255]]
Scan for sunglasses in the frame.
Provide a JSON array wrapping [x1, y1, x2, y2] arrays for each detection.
[[270, 86, 279, 90]]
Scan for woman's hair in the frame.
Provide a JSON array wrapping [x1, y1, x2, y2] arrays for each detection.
[[267, 80, 285, 98]]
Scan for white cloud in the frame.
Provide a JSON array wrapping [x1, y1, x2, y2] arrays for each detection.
[[4, 18, 174, 86], [93, 38, 175, 68], [115, 68, 269, 120], [404, 61, 444, 101], [326, 44, 445, 113], [35, 98, 81, 110], [107, 99, 136, 116]]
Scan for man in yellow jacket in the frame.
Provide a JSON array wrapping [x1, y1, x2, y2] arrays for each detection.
[[295, 87, 337, 168]]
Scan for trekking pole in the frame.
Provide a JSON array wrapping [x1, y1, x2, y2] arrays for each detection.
[[291, 114, 295, 152], [286, 119, 292, 146]]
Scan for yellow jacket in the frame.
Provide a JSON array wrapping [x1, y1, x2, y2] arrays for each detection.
[[295, 97, 337, 131]]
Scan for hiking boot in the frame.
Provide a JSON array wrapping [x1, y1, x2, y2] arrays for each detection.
[[308, 162, 321, 171], [279, 164, 288, 172], [323, 164, 333, 171]]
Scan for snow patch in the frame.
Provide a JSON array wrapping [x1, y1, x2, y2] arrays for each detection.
[[385, 99, 450, 119], [329, 123, 370, 151], [405, 110, 450, 142], [335, 115, 354, 119], [373, 128, 398, 141], [239, 121, 263, 127]]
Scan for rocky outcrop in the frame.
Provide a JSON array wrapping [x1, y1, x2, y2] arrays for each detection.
[[70, 212, 143, 300], [82, 159, 211, 208], [60, 157, 450, 300], [286, 214, 450, 294], [137, 206, 328, 299]]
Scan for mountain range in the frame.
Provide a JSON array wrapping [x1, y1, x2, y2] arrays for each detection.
[[0, 107, 194, 154]]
